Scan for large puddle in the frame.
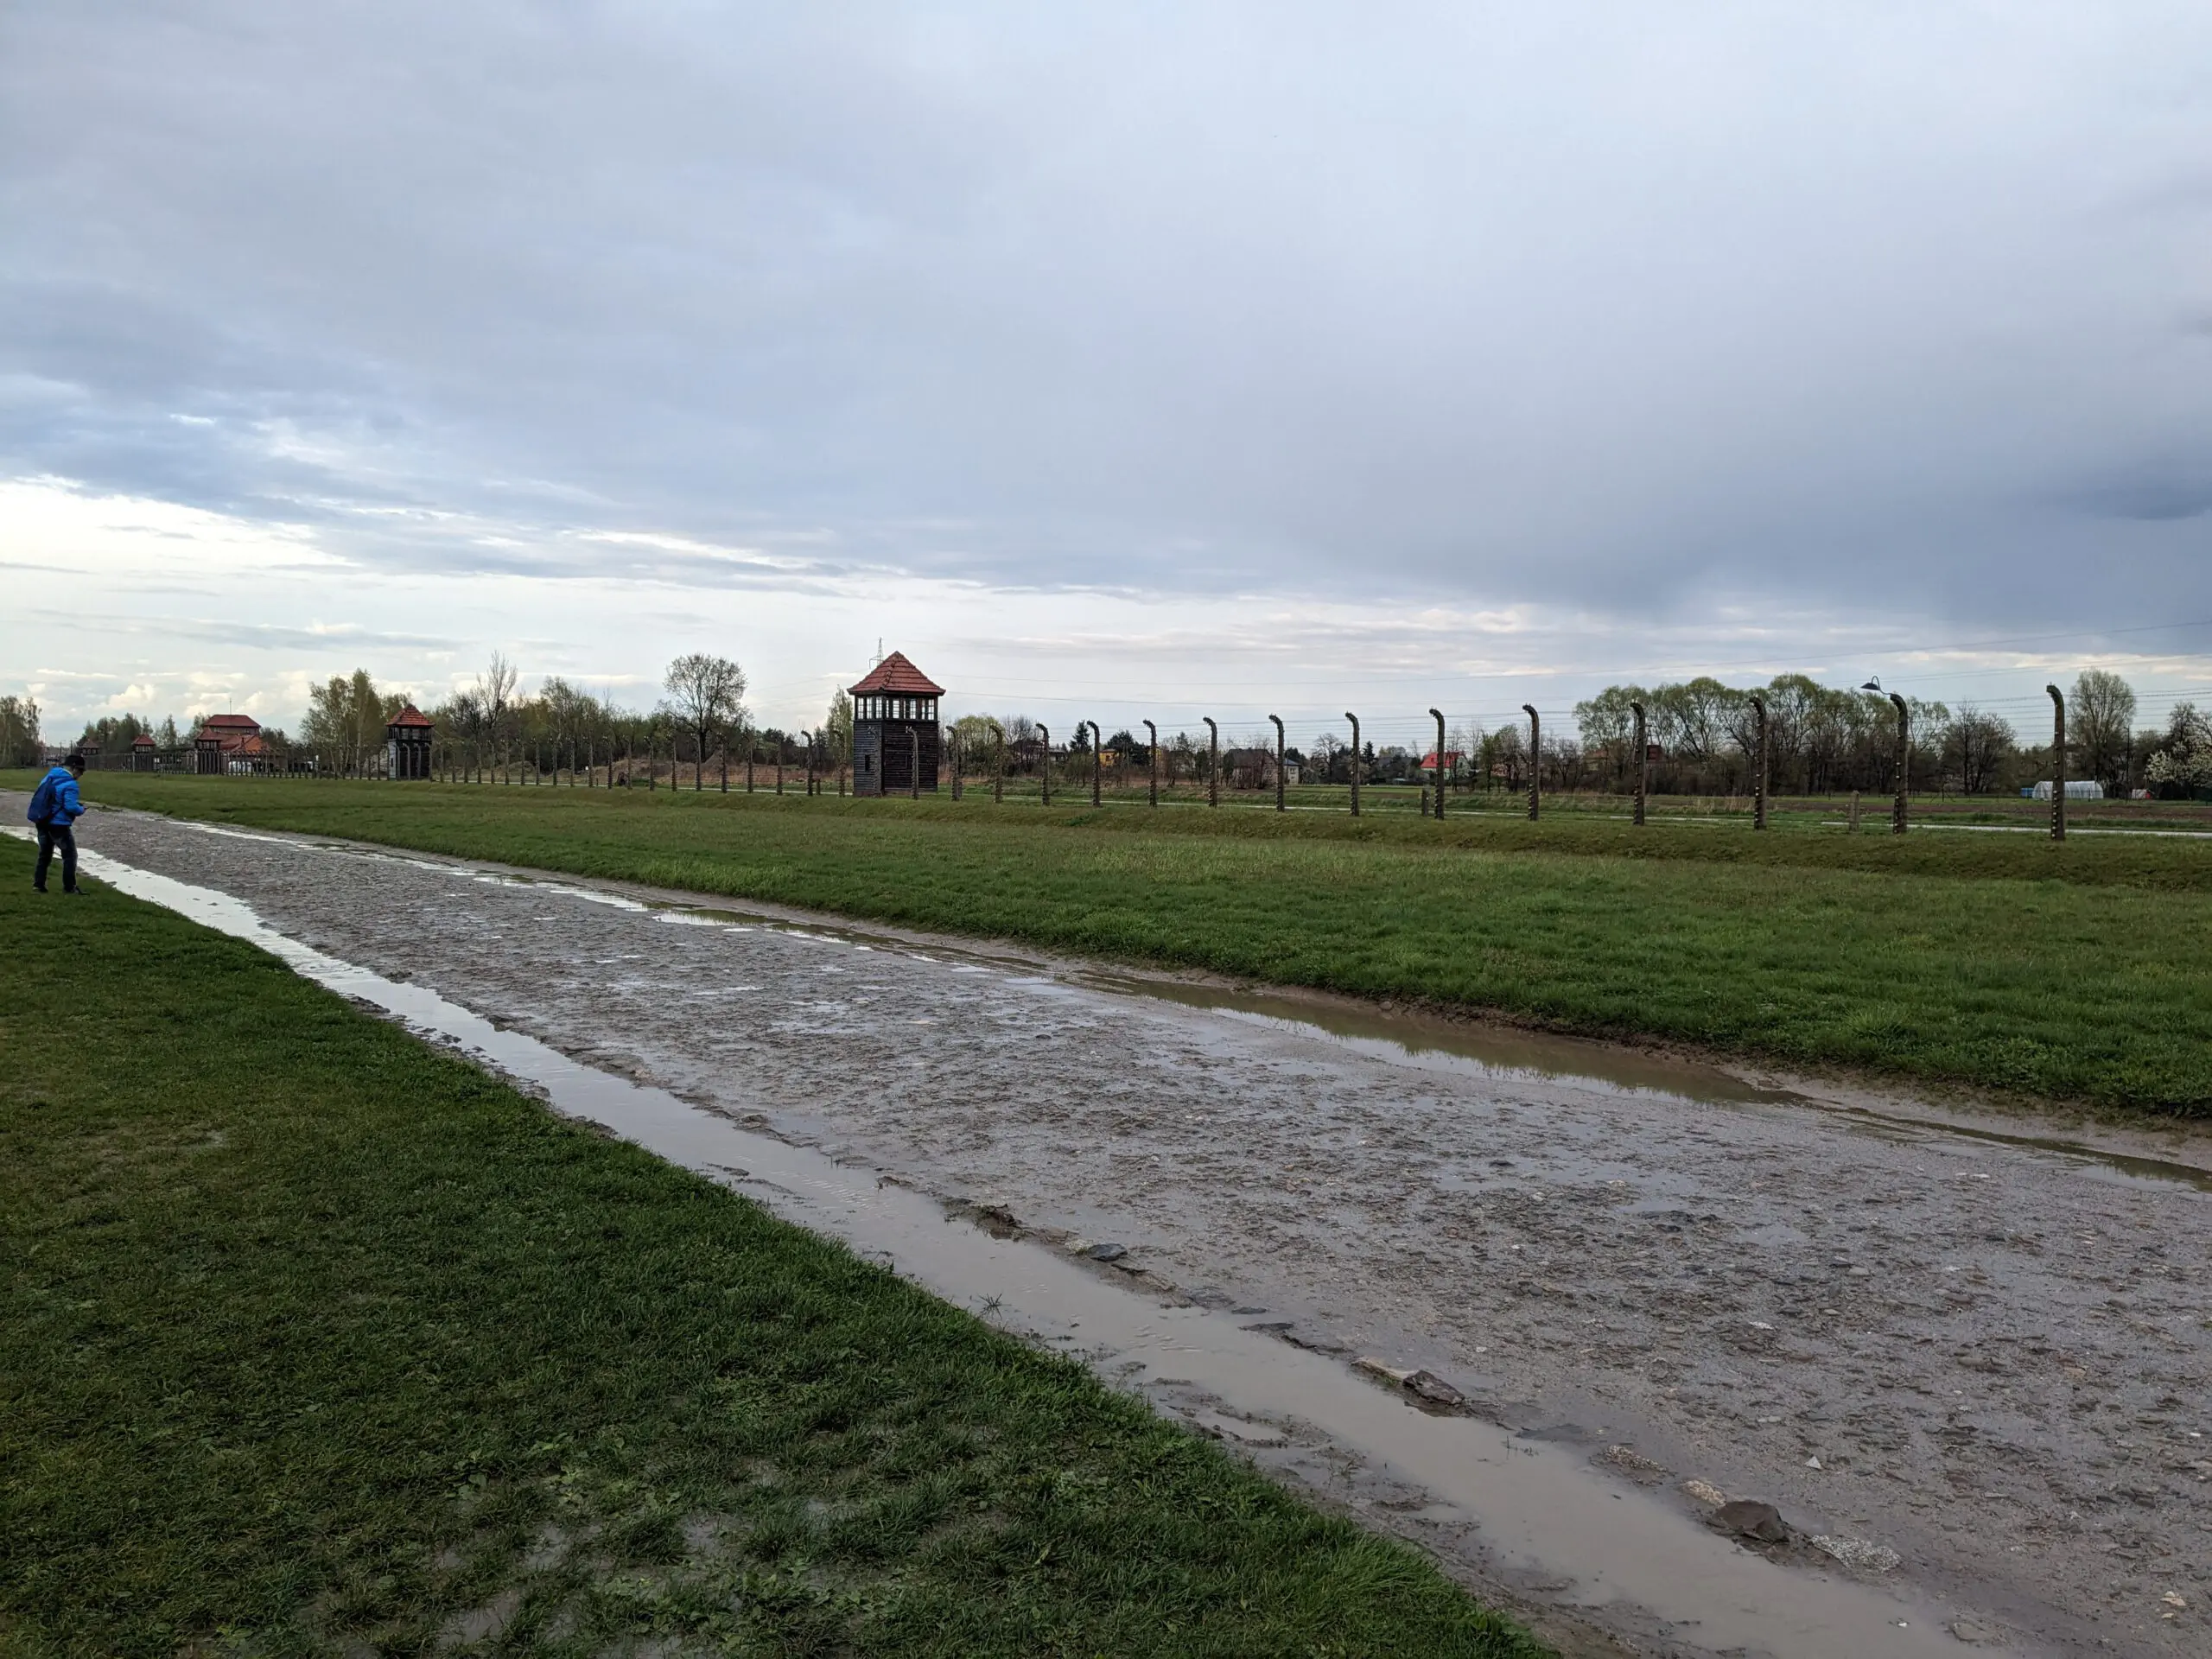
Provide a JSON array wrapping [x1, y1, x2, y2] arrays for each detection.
[[22, 829, 1978, 1657]]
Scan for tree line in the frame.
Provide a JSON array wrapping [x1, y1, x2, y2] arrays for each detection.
[[18, 659, 2212, 799]]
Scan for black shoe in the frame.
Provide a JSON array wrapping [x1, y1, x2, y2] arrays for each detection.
[[62, 887, 84, 896], [32, 885, 46, 893]]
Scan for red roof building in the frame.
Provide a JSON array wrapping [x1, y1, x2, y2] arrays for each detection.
[[386, 703, 435, 779], [194, 713, 264, 774], [849, 652, 943, 797]]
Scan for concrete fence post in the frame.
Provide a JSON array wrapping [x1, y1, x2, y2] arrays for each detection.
[[1630, 700, 1647, 825], [1344, 713, 1360, 817], [807, 732, 818, 797], [1038, 724, 1051, 805], [1089, 721, 1103, 807], [1143, 720, 1158, 806], [1523, 704, 1541, 820], [2046, 683, 2067, 842], [910, 727, 921, 799], [991, 720, 1006, 804], [1750, 693, 1769, 830], [1269, 715, 1286, 811], [948, 731, 960, 800], [1429, 709, 1446, 820], [1888, 692, 1910, 835], [1203, 717, 1218, 807]]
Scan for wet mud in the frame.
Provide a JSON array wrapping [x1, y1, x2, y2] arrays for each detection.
[[51, 809, 2212, 1656]]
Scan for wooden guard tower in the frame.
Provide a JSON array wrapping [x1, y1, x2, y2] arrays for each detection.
[[849, 652, 943, 796], [385, 704, 435, 779]]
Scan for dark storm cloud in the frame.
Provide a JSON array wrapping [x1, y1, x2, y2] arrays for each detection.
[[4, 1, 2211, 632]]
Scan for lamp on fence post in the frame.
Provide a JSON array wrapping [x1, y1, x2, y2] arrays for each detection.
[[1344, 713, 1361, 817], [1523, 705, 1541, 820], [1037, 724, 1051, 804], [1429, 709, 1446, 820], [1089, 721, 1103, 807], [1269, 715, 1286, 811], [1630, 701, 1648, 826], [1750, 693, 1769, 830], [2047, 683, 2067, 842], [1202, 717, 1218, 806], [1143, 720, 1158, 806]]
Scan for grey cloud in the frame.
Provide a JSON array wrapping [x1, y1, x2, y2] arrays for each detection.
[[4, 2, 2212, 631]]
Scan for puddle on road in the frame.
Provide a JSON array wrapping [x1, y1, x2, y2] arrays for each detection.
[[35, 830, 1966, 1659]]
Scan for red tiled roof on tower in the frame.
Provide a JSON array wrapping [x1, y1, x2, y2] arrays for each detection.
[[200, 713, 261, 732], [848, 652, 944, 697], [388, 703, 435, 728], [132, 733, 156, 748]]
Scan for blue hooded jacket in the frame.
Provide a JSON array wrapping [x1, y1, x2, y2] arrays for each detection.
[[27, 766, 84, 828]]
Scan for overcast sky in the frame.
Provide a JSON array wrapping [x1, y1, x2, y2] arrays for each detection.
[[4, 2, 2209, 747]]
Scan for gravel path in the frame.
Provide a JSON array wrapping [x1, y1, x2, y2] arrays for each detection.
[[72, 808, 2212, 1656]]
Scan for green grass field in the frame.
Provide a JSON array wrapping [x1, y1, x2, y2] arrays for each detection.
[[29, 770, 2212, 1116], [0, 842, 1540, 1656]]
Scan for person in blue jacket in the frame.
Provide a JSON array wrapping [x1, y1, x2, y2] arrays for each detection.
[[27, 753, 87, 894]]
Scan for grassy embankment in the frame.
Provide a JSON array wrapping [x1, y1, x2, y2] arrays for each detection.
[[0, 847, 1541, 1656], [37, 769, 2212, 1115]]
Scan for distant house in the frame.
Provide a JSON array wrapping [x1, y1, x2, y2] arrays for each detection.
[[1224, 748, 1298, 789], [194, 713, 265, 774], [1419, 749, 1466, 779]]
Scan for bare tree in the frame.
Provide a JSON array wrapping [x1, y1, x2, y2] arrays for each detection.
[[2071, 669, 2137, 793], [1942, 704, 2015, 796], [664, 653, 748, 791]]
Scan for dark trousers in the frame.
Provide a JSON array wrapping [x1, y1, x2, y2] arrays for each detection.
[[34, 823, 77, 892]]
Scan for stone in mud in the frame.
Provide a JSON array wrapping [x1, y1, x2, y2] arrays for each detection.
[[1710, 1498, 1791, 1544], [1086, 1242, 1128, 1262], [1352, 1356, 1470, 1412], [1813, 1534, 1901, 1573]]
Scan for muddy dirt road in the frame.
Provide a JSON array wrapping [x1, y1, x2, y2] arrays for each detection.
[[60, 809, 2212, 1655]]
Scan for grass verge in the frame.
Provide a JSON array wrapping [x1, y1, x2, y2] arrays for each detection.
[[0, 842, 1541, 1656], [29, 771, 2212, 1115]]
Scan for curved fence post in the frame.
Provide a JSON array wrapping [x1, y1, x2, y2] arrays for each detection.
[[1889, 692, 1910, 835], [1344, 713, 1360, 817], [1143, 720, 1158, 806], [947, 730, 959, 800], [1203, 717, 1218, 807], [1523, 704, 1541, 820], [1429, 709, 1446, 819], [1089, 721, 1103, 807], [1038, 724, 1051, 805], [2047, 683, 2067, 842], [909, 727, 921, 800], [1630, 700, 1647, 825], [991, 720, 1006, 804], [807, 732, 818, 797], [1269, 715, 1286, 811], [1750, 693, 1769, 830]]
